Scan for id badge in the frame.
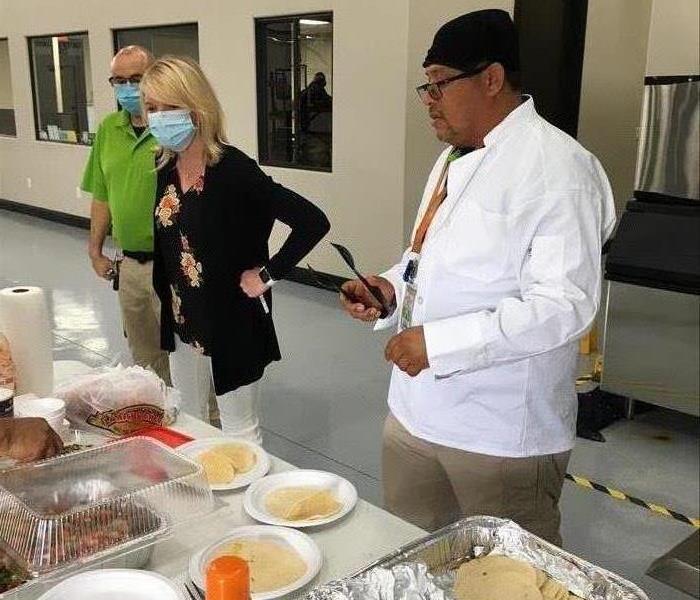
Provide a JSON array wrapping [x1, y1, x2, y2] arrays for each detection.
[[400, 282, 418, 331]]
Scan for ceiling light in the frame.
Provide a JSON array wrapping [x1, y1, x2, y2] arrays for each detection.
[[300, 19, 329, 25]]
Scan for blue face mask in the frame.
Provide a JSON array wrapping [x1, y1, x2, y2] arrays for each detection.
[[148, 109, 196, 152], [114, 83, 142, 115]]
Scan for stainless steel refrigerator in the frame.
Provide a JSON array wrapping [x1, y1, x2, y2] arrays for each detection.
[[602, 74, 699, 599], [635, 76, 699, 202], [601, 76, 700, 420]]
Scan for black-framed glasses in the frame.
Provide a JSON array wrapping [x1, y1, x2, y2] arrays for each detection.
[[415, 63, 491, 104], [108, 75, 142, 86]]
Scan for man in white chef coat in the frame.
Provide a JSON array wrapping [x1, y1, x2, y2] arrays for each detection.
[[341, 9, 616, 545]]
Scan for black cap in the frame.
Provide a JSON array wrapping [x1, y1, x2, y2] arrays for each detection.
[[423, 9, 520, 73]]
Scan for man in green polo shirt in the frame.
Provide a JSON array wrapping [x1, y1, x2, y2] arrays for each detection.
[[81, 45, 170, 384]]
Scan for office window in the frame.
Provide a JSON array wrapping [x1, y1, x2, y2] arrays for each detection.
[[114, 24, 199, 61], [28, 32, 94, 145], [0, 39, 17, 136], [256, 13, 333, 172]]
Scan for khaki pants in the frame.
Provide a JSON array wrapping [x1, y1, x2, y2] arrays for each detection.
[[117, 257, 171, 385], [382, 414, 570, 545]]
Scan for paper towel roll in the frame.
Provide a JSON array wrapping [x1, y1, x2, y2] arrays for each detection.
[[0, 286, 53, 396]]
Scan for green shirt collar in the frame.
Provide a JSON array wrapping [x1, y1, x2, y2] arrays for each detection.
[[116, 109, 152, 144], [116, 109, 132, 128]]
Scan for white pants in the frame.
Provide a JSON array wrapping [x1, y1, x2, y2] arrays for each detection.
[[169, 336, 262, 444]]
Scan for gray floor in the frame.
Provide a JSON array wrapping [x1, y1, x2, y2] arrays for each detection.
[[1, 209, 698, 599]]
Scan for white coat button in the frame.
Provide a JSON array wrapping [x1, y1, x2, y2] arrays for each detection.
[[417, 296, 424, 305]]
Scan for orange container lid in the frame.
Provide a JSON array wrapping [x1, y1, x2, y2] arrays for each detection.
[[206, 555, 250, 600]]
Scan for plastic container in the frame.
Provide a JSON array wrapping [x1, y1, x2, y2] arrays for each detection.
[[12, 397, 65, 433], [0, 437, 216, 580]]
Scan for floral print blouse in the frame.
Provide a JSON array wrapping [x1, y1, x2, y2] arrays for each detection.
[[155, 169, 211, 354]]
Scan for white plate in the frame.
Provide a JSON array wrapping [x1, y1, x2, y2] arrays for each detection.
[[244, 470, 358, 528], [189, 525, 322, 599], [37, 569, 180, 600], [177, 437, 271, 491]]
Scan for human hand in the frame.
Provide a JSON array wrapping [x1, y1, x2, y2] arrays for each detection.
[[340, 276, 395, 322], [385, 326, 429, 376], [0, 417, 64, 463], [240, 268, 268, 298], [90, 254, 113, 280]]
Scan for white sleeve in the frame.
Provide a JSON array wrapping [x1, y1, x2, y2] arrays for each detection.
[[373, 247, 410, 331], [423, 186, 615, 377]]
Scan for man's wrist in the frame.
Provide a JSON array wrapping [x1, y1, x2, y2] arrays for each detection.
[[88, 247, 104, 261]]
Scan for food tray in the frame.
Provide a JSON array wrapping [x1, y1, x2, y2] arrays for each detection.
[[0, 521, 158, 600], [0, 436, 215, 577], [304, 516, 649, 600]]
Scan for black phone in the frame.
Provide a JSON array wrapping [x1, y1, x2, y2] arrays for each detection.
[[110, 259, 122, 291]]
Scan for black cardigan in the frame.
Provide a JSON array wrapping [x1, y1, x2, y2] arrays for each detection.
[[153, 145, 330, 394]]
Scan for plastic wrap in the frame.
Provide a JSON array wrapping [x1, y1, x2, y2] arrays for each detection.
[[0, 437, 215, 585], [53, 365, 180, 435], [304, 517, 649, 600]]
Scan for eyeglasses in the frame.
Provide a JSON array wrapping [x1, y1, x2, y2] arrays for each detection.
[[415, 63, 491, 104], [108, 75, 142, 86]]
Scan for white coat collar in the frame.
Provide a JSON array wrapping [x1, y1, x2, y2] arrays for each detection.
[[483, 95, 536, 148]]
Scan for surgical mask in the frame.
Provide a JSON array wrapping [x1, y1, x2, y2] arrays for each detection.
[[148, 109, 196, 152], [114, 83, 142, 115]]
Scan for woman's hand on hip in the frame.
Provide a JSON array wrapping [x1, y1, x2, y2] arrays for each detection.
[[240, 268, 268, 298]]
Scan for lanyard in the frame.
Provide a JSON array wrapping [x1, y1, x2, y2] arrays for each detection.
[[410, 155, 451, 255], [403, 148, 460, 284], [403, 146, 487, 284]]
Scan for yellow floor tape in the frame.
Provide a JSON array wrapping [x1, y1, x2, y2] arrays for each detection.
[[565, 473, 700, 528]]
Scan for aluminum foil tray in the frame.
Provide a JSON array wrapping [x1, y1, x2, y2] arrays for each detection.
[[305, 516, 649, 600], [0, 436, 215, 578]]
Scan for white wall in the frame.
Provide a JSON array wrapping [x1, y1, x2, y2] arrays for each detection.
[[577, 0, 653, 214], [0, 0, 410, 277], [646, 0, 700, 76], [1, 0, 691, 274], [0, 38, 13, 110]]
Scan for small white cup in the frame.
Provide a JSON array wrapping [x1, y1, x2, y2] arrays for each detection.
[[14, 397, 66, 434]]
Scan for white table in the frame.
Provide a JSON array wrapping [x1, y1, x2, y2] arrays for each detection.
[[148, 413, 424, 594], [47, 361, 424, 596]]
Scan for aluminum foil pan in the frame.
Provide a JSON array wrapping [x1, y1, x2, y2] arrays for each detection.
[[305, 516, 649, 600], [303, 563, 447, 600]]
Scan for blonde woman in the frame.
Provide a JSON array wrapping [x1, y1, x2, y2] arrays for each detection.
[[140, 56, 330, 441]]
